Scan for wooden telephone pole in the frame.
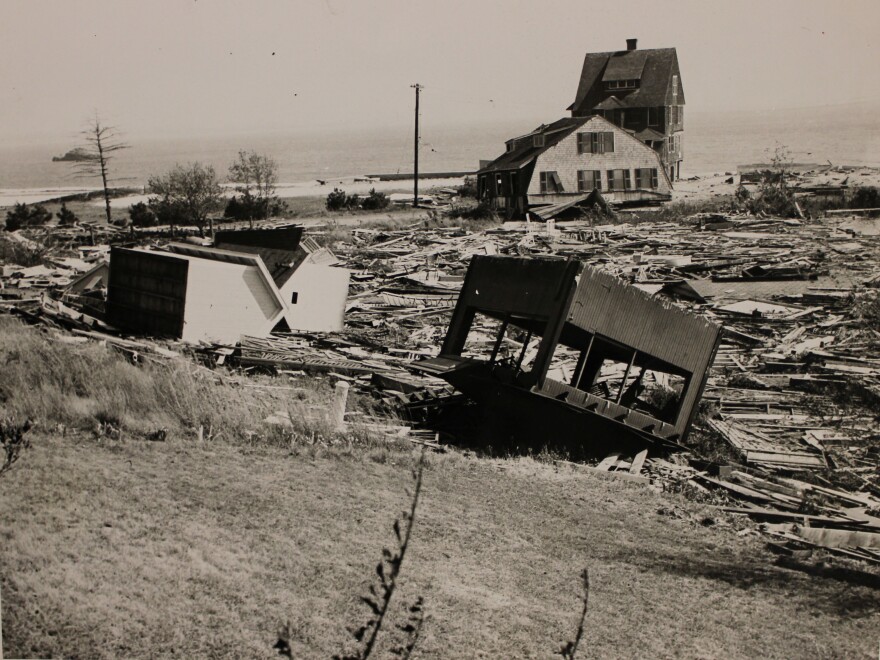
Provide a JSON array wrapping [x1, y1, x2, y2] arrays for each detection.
[[412, 83, 422, 208]]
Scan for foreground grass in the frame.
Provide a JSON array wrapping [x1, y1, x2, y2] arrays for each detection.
[[2, 434, 878, 659]]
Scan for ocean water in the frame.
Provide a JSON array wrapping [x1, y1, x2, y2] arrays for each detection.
[[1, 104, 878, 200]]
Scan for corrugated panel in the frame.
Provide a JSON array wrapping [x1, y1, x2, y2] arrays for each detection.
[[568, 267, 720, 373]]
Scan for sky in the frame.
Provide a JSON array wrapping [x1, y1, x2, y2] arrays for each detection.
[[1, 0, 879, 146]]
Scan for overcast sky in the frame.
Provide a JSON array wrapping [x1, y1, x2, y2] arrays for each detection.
[[2, 0, 878, 146]]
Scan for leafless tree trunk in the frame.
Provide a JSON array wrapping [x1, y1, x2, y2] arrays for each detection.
[[71, 113, 130, 224]]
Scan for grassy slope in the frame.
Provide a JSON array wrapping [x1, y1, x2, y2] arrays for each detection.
[[2, 435, 878, 659]]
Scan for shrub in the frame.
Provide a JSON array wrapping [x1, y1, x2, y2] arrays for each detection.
[[326, 188, 362, 212], [850, 186, 880, 209], [456, 176, 478, 198], [224, 192, 288, 221], [56, 203, 79, 226], [128, 201, 157, 227], [5, 203, 52, 231], [445, 201, 498, 222], [360, 189, 389, 211], [326, 188, 349, 211]]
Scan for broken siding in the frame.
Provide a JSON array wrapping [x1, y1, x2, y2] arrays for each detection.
[[527, 117, 671, 199]]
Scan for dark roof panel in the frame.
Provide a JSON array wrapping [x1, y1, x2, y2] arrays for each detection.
[[570, 47, 683, 114], [602, 50, 648, 81]]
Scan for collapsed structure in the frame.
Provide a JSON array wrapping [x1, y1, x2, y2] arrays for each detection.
[[417, 255, 721, 455], [106, 226, 349, 344]]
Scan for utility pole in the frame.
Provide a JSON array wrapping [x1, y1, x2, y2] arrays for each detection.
[[411, 83, 422, 208]]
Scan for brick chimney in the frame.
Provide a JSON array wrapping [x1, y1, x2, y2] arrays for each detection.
[[626, 38, 638, 51]]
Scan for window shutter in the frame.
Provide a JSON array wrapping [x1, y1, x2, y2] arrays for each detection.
[[605, 132, 615, 153], [593, 171, 602, 191], [623, 170, 632, 190], [591, 132, 600, 154], [651, 168, 658, 189], [607, 170, 615, 190], [577, 170, 585, 192], [635, 169, 642, 189]]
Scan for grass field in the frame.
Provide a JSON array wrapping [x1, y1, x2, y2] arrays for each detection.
[[1, 286, 879, 658], [2, 433, 878, 659]]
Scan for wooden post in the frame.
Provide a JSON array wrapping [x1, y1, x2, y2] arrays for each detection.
[[412, 83, 422, 208], [332, 381, 350, 430]]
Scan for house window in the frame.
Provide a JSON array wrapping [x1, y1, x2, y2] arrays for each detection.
[[577, 170, 586, 192], [533, 134, 545, 148], [539, 171, 563, 194], [605, 79, 638, 90], [496, 174, 505, 196], [672, 75, 679, 101], [291, 292, 298, 304], [582, 131, 615, 154], [593, 170, 602, 191], [651, 168, 659, 188], [648, 108, 660, 127], [635, 168, 659, 189], [509, 172, 517, 195], [506, 141, 516, 153], [606, 169, 630, 191]]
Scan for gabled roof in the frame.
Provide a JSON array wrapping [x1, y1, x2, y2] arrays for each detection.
[[568, 47, 683, 114], [478, 117, 589, 174]]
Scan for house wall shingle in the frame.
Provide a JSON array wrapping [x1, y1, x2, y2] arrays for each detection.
[[527, 117, 671, 198]]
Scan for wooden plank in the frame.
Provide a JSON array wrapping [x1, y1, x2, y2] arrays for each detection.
[[596, 452, 621, 471], [629, 449, 648, 475], [795, 526, 880, 550]]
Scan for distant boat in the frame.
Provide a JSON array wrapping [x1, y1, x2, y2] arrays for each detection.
[[52, 147, 93, 162]]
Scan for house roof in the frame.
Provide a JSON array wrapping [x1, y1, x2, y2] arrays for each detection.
[[478, 117, 589, 174], [214, 225, 304, 287], [568, 47, 683, 114], [633, 127, 666, 142]]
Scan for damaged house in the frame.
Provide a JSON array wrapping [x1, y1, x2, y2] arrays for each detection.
[[416, 256, 720, 457], [106, 226, 349, 344], [477, 115, 673, 218], [569, 38, 685, 181]]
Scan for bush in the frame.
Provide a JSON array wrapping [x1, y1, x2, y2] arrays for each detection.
[[5, 203, 52, 231], [360, 188, 389, 211], [56, 203, 78, 226], [128, 201, 157, 227], [224, 192, 288, 221], [457, 176, 478, 198], [326, 188, 361, 212], [850, 186, 880, 209]]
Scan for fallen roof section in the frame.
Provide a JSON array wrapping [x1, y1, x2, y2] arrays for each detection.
[[415, 255, 722, 457]]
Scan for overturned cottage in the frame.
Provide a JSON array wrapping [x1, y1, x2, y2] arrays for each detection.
[[106, 226, 349, 344], [416, 256, 721, 456]]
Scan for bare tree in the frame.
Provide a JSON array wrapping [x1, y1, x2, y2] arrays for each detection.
[[70, 113, 130, 224], [228, 150, 280, 225], [148, 163, 224, 237]]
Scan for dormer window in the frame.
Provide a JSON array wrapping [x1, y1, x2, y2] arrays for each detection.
[[605, 79, 639, 91], [533, 134, 545, 148], [506, 141, 516, 153]]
